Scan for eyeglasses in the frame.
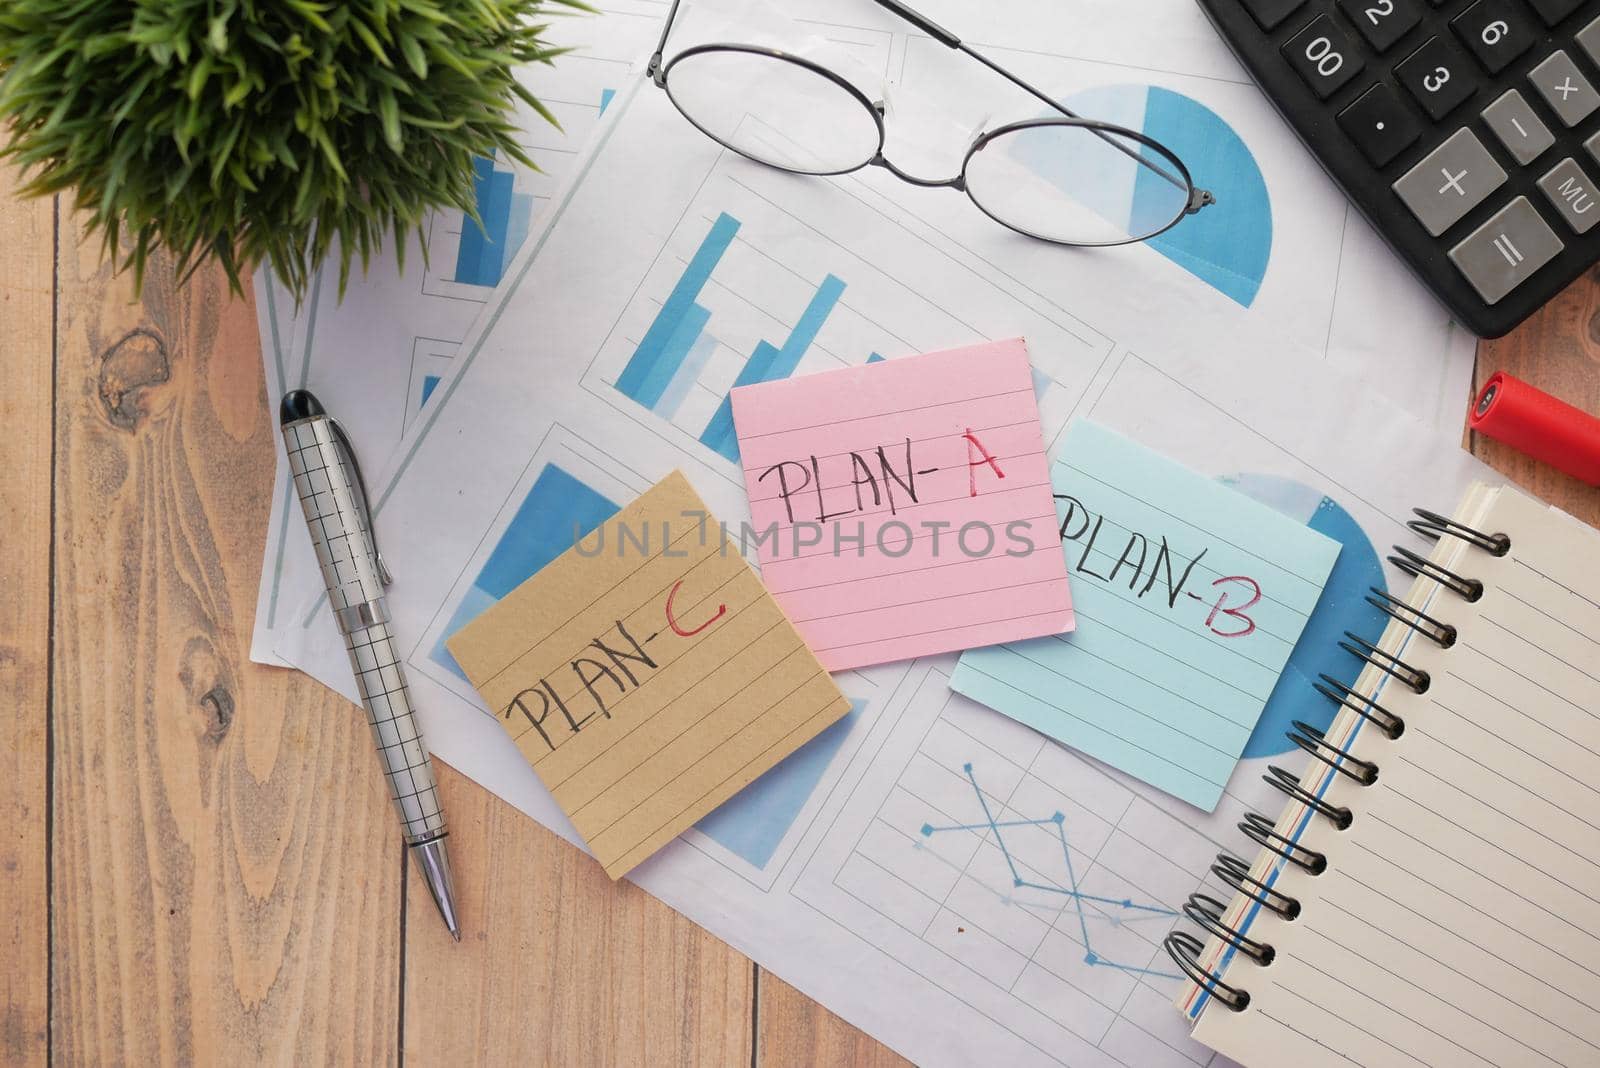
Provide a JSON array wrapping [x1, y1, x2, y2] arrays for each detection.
[[645, 0, 1215, 247]]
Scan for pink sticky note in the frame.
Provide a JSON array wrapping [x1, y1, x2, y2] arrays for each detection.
[[730, 338, 1075, 671]]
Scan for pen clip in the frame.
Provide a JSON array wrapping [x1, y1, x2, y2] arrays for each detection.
[[327, 418, 394, 587]]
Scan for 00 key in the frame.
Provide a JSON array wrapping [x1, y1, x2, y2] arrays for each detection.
[[1284, 15, 1366, 99]]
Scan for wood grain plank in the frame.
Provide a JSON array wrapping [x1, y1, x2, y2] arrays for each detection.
[[0, 167, 54, 1068], [403, 762, 753, 1066], [49, 230, 402, 1064], [757, 972, 906, 1067], [1474, 271, 1600, 528]]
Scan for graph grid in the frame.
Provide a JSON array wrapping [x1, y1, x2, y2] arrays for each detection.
[[918, 763, 1180, 980], [798, 666, 1223, 1067]]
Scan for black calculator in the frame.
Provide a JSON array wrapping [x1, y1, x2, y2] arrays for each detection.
[[1199, 0, 1600, 337]]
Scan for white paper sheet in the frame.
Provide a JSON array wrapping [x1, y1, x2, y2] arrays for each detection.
[[264, 58, 1500, 1066], [248, 0, 675, 660], [250, 0, 1480, 674]]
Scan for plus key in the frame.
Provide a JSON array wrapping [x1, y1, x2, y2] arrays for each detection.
[[1392, 128, 1507, 236]]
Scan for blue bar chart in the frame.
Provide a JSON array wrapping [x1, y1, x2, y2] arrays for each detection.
[[698, 273, 845, 461], [590, 173, 1111, 477], [453, 154, 535, 289], [429, 463, 620, 680], [697, 699, 868, 871], [614, 213, 740, 410], [610, 212, 853, 463]]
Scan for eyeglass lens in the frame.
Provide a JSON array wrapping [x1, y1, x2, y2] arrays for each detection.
[[964, 124, 1194, 245], [662, 47, 1194, 245], [664, 49, 882, 176]]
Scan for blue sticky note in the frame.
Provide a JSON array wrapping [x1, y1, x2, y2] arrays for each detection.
[[952, 421, 1342, 811]]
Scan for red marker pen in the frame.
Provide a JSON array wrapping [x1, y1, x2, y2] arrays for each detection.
[[1470, 372, 1600, 487]]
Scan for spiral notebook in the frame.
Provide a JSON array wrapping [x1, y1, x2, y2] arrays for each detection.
[[1167, 482, 1600, 1068]]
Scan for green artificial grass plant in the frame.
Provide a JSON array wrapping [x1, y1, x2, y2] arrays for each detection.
[[0, 0, 585, 299]]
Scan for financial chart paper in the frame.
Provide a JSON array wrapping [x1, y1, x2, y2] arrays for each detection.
[[264, 34, 1497, 1064], [253, 0, 1478, 666]]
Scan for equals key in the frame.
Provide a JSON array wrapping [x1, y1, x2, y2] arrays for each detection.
[[1449, 197, 1564, 304]]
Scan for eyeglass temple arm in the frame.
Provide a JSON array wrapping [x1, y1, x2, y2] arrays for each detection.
[[866, 0, 1078, 118], [867, 0, 959, 47], [867, 0, 1207, 207], [648, 0, 686, 83]]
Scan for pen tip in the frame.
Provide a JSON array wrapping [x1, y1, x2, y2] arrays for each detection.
[[280, 389, 325, 425], [410, 837, 463, 945]]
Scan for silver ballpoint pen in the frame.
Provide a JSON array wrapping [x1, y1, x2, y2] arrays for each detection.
[[279, 389, 462, 941]]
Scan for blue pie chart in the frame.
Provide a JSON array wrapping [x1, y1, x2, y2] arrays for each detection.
[[1223, 475, 1389, 760], [1059, 84, 1274, 308]]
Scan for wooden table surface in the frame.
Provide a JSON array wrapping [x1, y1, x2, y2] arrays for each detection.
[[4, 158, 1598, 1066]]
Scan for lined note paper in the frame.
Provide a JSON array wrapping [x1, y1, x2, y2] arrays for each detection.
[[446, 471, 851, 878], [729, 338, 1074, 671], [1189, 484, 1600, 1067], [953, 421, 1342, 810]]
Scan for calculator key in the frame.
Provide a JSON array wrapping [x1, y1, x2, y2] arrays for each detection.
[[1396, 37, 1479, 119], [1283, 16, 1366, 100], [1584, 129, 1600, 166], [1578, 16, 1600, 68], [1448, 197, 1563, 303], [1451, 0, 1534, 73], [1240, 0, 1306, 31], [1482, 89, 1555, 164], [1338, 84, 1423, 165], [1338, 0, 1422, 52], [1392, 127, 1507, 235], [1526, 0, 1585, 27], [1537, 157, 1600, 232], [1529, 51, 1600, 126]]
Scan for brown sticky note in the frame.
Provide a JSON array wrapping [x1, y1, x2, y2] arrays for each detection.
[[446, 470, 851, 879]]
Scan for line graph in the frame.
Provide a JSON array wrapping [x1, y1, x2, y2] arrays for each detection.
[[794, 664, 1228, 1064], [920, 763, 1180, 980]]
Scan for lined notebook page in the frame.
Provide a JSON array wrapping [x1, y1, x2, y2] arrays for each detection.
[[446, 471, 851, 879], [729, 338, 1074, 671], [1189, 484, 1600, 1068], [953, 421, 1341, 812]]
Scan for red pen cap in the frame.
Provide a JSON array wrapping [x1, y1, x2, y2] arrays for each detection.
[[1469, 372, 1600, 487]]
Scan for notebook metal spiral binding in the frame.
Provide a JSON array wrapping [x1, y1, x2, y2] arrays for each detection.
[[1262, 764, 1353, 828], [1390, 545, 1484, 602], [1162, 508, 1512, 1013]]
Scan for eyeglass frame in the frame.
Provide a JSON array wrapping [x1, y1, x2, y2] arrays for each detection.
[[644, 0, 1216, 247]]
